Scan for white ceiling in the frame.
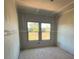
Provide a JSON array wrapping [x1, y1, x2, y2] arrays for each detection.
[[16, 0, 74, 12]]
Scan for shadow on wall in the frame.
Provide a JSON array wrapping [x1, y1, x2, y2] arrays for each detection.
[[17, 5, 62, 18]]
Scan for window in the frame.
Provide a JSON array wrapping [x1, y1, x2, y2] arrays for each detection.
[[27, 22, 51, 41], [27, 22, 39, 40], [41, 23, 51, 40]]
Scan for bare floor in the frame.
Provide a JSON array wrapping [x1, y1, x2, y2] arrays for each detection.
[[19, 47, 74, 59]]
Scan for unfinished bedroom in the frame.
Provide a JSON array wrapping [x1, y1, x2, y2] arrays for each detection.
[[4, 0, 74, 59]]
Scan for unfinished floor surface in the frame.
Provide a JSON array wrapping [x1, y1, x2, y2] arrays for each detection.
[[19, 47, 74, 59]]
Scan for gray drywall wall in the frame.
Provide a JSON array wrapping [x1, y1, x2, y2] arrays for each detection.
[[18, 10, 58, 50], [57, 9, 74, 55], [4, 0, 20, 59]]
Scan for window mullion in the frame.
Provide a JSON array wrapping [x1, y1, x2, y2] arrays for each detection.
[[39, 23, 41, 41]]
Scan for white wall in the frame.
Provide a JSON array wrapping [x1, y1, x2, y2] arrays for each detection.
[[57, 9, 74, 55], [4, 0, 20, 59]]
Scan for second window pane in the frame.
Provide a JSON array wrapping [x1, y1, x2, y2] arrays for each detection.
[[41, 23, 51, 40]]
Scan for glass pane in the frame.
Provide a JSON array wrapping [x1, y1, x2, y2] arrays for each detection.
[[28, 32, 38, 40], [27, 22, 39, 40], [41, 23, 51, 40]]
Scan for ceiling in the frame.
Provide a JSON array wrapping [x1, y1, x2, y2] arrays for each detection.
[[16, 0, 74, 13]]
